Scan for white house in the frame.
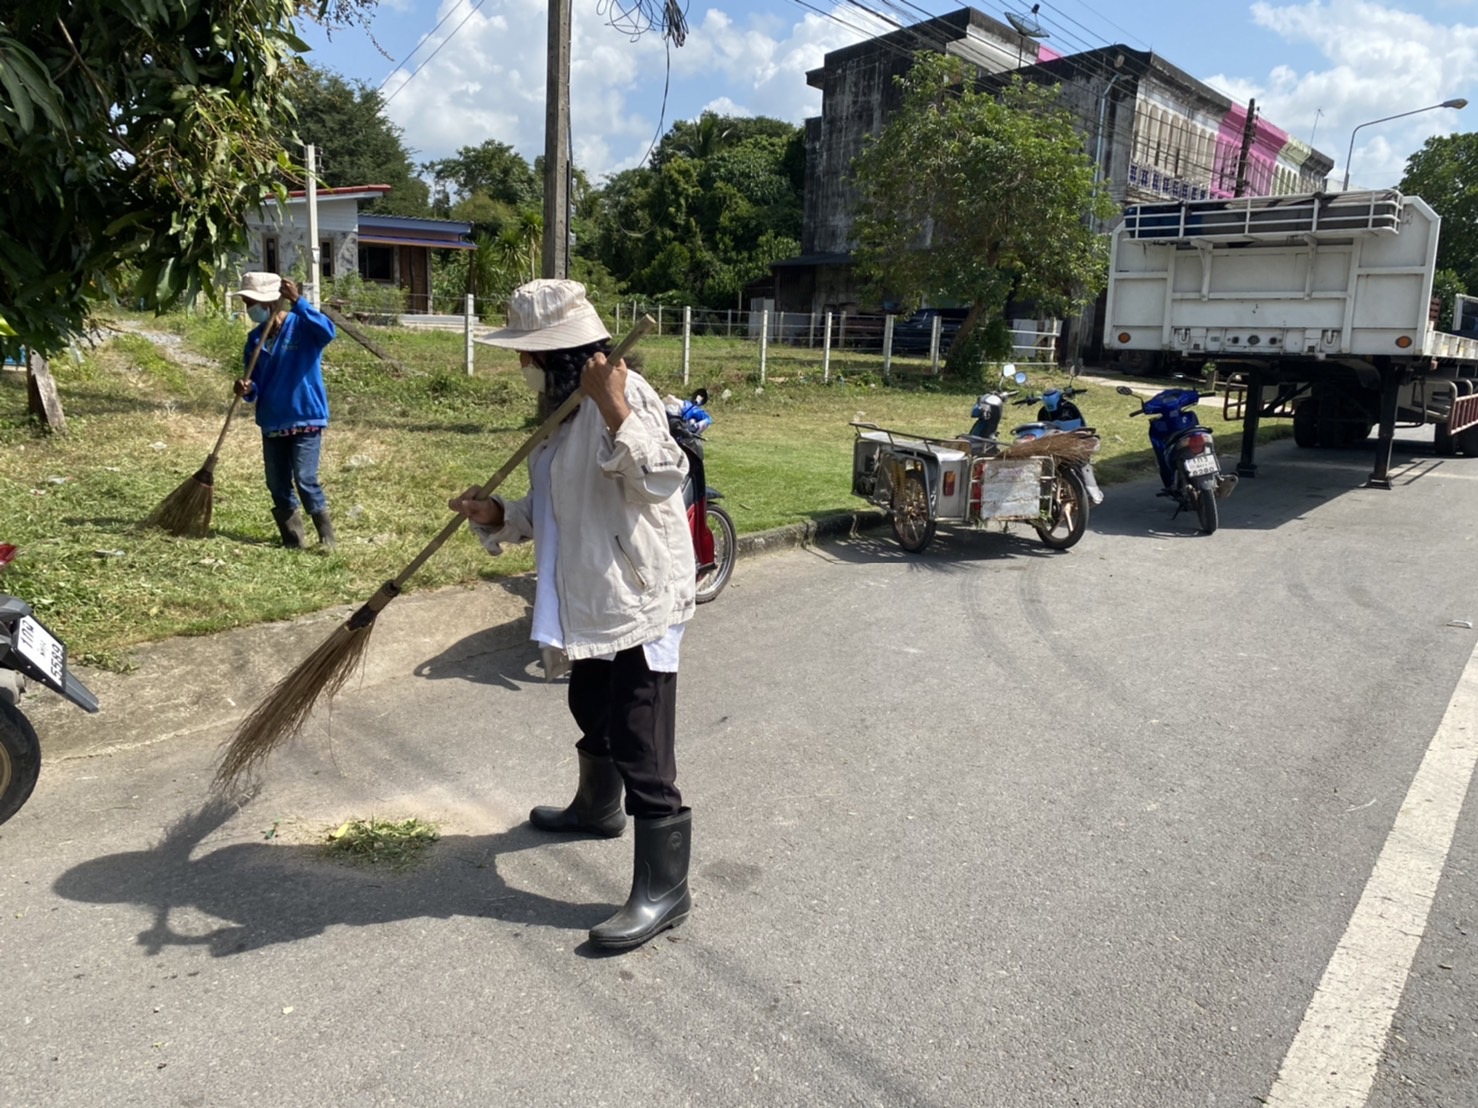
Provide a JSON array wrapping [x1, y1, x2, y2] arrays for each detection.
[[244, 185, 475, 313]]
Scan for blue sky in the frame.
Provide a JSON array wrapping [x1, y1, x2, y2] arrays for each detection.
[[296, 1, 1478, 190]]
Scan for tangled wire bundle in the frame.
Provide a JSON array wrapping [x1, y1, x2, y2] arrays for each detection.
[[599, 0, 689, 45]]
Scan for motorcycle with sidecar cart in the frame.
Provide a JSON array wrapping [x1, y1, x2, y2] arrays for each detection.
[[850, 418, 1094, 554]]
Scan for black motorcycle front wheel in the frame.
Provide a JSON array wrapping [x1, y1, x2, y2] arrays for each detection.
[[0, 698, 41, 827], [1034, 467, 1089, 550]]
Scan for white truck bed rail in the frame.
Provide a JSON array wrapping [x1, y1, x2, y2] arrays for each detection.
[[1105, 189, 1478, 363], [1119, 189, 1403, 242]]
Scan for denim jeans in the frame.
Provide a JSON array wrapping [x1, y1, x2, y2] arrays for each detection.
[[261, 431, 326, 515]]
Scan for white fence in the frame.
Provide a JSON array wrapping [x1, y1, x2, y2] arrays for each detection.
[[323, 290, 1064, 382]]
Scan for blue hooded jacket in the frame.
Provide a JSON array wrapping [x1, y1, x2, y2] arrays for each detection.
[[241, 298, 336, 434]]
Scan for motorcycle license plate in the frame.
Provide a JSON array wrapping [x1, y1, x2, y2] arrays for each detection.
[[1184, 454, 1219, 477], [15, 614, 66, 687]]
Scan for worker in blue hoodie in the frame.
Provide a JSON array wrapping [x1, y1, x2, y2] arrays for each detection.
[[231, 272, 337, 550]]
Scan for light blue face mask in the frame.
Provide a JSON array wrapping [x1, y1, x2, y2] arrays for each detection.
[[246, 304, 272, 325]]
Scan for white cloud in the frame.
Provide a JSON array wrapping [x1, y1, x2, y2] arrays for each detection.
[[378, 2, 881, 180], [1204, 0, 1477, 188]]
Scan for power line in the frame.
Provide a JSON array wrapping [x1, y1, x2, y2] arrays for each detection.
[[377, 1, 466, 89], [381, 0, 488, 108]]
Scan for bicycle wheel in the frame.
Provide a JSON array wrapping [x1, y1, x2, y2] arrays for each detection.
[[695, 503, 736, 603]]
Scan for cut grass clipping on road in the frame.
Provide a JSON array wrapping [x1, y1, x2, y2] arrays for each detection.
[[323, 816, 441, 870], [1, 307, 1290, 665]]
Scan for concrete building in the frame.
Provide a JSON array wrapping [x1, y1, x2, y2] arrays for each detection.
[[773, 6, 1333, 359], [244, 186, 474, 313]]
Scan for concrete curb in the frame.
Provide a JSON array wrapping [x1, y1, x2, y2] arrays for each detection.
[[27, 510, 888, 763]]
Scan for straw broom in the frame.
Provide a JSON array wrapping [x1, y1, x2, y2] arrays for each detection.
[[213, 315, 657, 791], [145, 330, 269, 537], [996, 430, 1099, 467]]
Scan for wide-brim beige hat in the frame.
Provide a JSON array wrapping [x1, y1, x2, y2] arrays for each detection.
[[232, 271, 283, 303], [482, 279, 610, 351]]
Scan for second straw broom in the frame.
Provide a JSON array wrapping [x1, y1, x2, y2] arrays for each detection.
[[145, 329, 269, 537], [213, 315, 657, 790]]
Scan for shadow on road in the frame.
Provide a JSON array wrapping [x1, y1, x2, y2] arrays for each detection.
[[52, 796, 614, 957], [1086, 436, 1456, 539]]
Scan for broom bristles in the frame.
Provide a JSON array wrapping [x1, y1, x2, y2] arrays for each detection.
[[997, 432, 1099, 467], [212, 618, 376, 791], [145, 469, 215, 538]]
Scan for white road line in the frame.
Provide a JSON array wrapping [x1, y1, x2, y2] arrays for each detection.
[[1265, 639, 1478, 1106]]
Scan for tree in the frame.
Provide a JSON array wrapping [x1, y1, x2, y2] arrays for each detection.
[[0, 1, 372, 358], [851, 53, 1116, 374], [1401, 134, 1478, 292], [425, 140, 539, 213], [583, 113, 805, 307], [288, 65, 430, 217]]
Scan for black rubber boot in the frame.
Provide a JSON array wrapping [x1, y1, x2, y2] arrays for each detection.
[[310, 509, 337, 551], [271, 506, 308, 549], [528, 752, 626, 837], [589, 807, 691, 950]]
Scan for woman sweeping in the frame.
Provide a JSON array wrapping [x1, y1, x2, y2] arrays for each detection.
[[231, 272, 338, 551], [448, 279, 696, 950]]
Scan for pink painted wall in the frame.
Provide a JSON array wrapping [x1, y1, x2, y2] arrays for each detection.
[[1210, 104, 1294, 198]]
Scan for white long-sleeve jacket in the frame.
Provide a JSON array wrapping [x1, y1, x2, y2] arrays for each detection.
[[471, 372, 697, 660]]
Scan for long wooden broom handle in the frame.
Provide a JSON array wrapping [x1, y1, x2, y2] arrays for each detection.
[[209, 329, 270, 458], [389, 315, 656, 591]]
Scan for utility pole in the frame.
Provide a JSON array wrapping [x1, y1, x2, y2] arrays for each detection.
[[305, 144, 321, 307], [542, 0, 571, 279], [1233, 99, 1257, 197]]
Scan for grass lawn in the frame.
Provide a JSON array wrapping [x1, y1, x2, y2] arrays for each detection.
[[0, 310, 1290, 667]]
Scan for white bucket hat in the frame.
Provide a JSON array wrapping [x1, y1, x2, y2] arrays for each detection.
[[232, 272, 283, 303], [482, 279, 611, 351]]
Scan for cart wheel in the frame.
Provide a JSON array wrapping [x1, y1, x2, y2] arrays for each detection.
[[891, 469, 935, 553], [1033, 467, 1088, 550]]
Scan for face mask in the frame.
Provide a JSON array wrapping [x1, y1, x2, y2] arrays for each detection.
[[521, 363, 545, 392], [247, 304, 272, 325]]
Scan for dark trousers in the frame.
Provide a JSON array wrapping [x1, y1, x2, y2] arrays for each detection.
[[568, 646, 681, 819], [262, 431, 327, 515]]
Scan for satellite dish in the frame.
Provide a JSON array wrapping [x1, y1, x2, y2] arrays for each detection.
[[1006, 3, 1047, 38]]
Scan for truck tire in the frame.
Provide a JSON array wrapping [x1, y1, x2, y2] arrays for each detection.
[[1458, 425, 1478, 457], [1435, 422, 1456, 457], [1293, 401, 1318, 448]]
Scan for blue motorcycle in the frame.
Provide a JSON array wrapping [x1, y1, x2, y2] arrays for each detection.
[[1116, 385, 1237, 534]]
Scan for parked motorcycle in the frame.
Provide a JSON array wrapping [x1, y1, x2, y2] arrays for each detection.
[[1011, 373, 1104, 507], [965, 367, 1028, 440], [1, 543, 100, 826], [1116, 385, 1237, 534], [665, 391, 736, 603]]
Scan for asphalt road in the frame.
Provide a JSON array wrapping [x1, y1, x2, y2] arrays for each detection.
[[2, 435, 1476, 1107]]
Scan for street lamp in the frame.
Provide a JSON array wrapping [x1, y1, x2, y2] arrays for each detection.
[[1342, 98, 1469, 190]]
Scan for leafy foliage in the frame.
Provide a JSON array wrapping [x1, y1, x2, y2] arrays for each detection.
[[1401, 134, 1478, 292], [851, 54, 1116, 374], [0, 1, 376, 358], [582, 112, 805, 308], [287, 64, 430, 216], [1432, 268, 1468, 332], [425, 139, 540, 213]]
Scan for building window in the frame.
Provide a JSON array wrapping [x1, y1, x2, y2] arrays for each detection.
[[359, 244, 394, 283], [319, 239, 334, 280], [262, 234, 279, 274]]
